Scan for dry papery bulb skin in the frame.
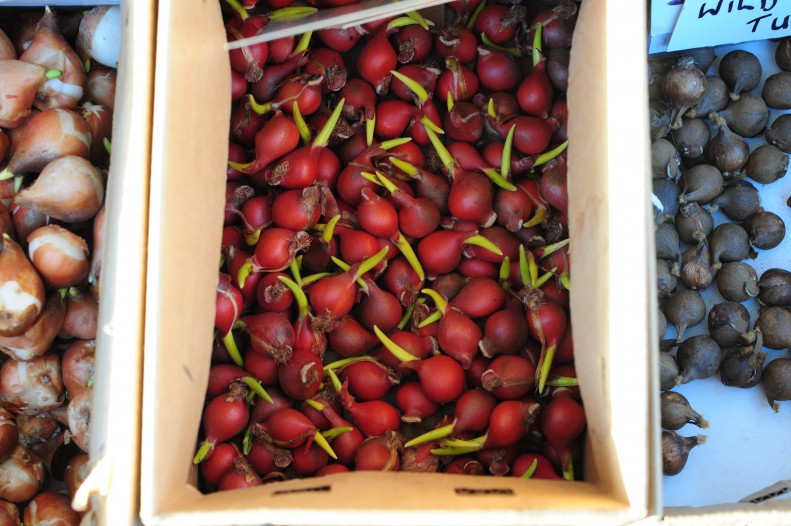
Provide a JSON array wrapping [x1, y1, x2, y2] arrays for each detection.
[[704, 113, 749, 178], [679, 241, 715, 291], [720, 332, 766, 389], [662, 57, 707, 128], [707, 301, 754, 348], [758, 268, 791, 307]]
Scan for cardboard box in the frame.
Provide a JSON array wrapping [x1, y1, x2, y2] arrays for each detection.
[[0, 1, 154, 525], [70, 1, 155, 526], [139, 0, 657, 524]]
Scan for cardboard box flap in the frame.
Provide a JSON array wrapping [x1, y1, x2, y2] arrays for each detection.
[[568, 0, 656, 517], [141, 0, 230, 520], [226, 0, 454, 47], [77, 0, 155, 525], [141, 0, 658, 524]]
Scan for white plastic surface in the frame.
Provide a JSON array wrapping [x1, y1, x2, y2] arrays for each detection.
[[660, 40, 791, 508]]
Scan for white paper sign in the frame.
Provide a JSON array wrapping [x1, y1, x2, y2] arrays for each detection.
[[667, 0, 791, 52], [649, 0, 685, 54]]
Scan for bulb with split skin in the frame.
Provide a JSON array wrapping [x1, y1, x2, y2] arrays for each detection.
[[23, 490, 80, 525], [0, 353, 64, 416], [0, 234, 45, 337], [56, 290, 95, 340], [0, 109, 90, 182], [61, 339, 95, 400], [85, 67, 116, 109], [0, 444, 46, 503], [0, 293, 66, 362], [27, 224, 89, 288], [0, 60, 64, 128], [20, 7, 86, 110], [75, 5, 121, 69], [81, 101, 113, 167], [14, 156, 103, 224]]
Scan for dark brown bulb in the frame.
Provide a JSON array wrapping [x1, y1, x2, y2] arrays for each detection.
[[663, 289, 706, 342], [662, 431, 706, 476], [745, 210, 786, 250], [758, 268, 791, 307], [763, 72, 791, 110], [652, 139, 681, 179], [678, 164, 723, 205], [662, 57, 707, 128], [677, 334, 722, 384], [657, 259, 679, 298], [661, 391, 708, 430], [743, 144, 788, 185], [704, 113, 749, 177], [670, 118, 710, 158], [776, 37, 791, 71], [720, 334, 766, 389], [765, 114, 791, 153], [675, 202, 713, 244], [680, 241, 714, 290], [719, 50, 762, 100], [660, 352, 680, 391], [717, 93, 769, 138], [686, 76, 728, 118], [709, 180, 760, 222], [715, 261, 759, 302], [708, 222, 752, 270], [653, 178, 681, 224], [763, 358, 791, 412], [708, 301, 753, 348], [655, 222, 681, 262], [755, 307, 791, 350]]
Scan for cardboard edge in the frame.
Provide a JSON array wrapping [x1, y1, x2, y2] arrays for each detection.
[[141, 0, 654, 523], [140, 0, 230, 522], [84, 1, 155, 525], [569, 0, 653, 518]]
